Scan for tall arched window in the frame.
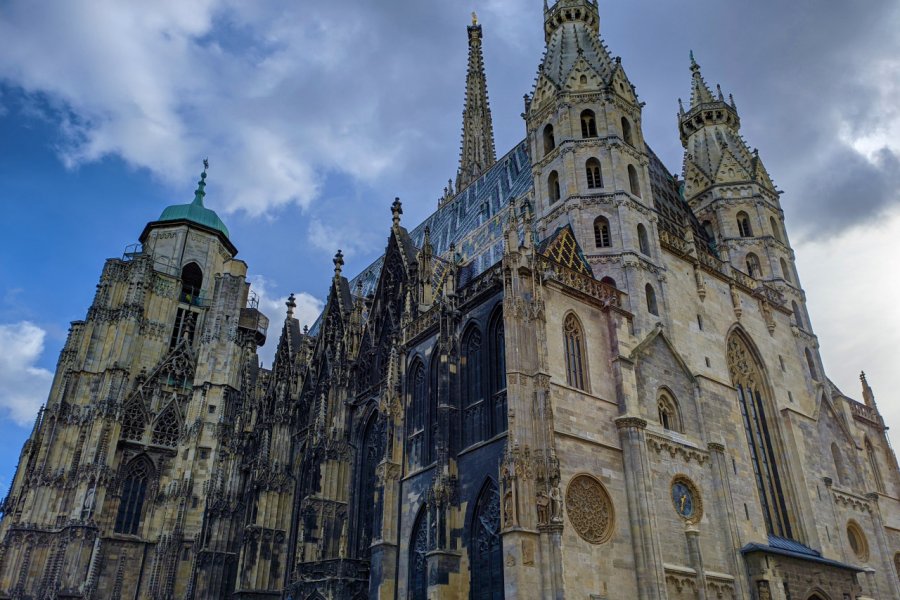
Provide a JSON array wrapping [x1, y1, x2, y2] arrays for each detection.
[[645, 284, 658, 316], [357, 415, 385, 558], [121, 399, 146, 442], [180, 262, 203, 305], [563, 313, 589, 392], [727, 331, 793, 538], [594, 216, 611, 248], [114, 455, 153, 535], [581, 110, 598, 138], [488, 309, 507, 437], [831, 442, 849, 485], [637, 223, 650, 255], [658, 391, 681, 432], [543, 124, 556, 154], [152, 404, 181, 446], [628, 165, 641, 197], [586, 158, 603, 189], [792, 301, 804, 329], [428, 356, 439, 464], [621, 117, 633, 145], [462, 327, 485, 448], [737, 212, 753, 237], [780, 258, 791, 283], [409, 507, 428, 600], [770, 216, 783, 243], [548, 171, 561, 203], [805, 348, 818, 381], [746, 253, 762, 278], [866, 437, 885, 494], [470, 480, 503, 600], [406, 360, 426, 468]]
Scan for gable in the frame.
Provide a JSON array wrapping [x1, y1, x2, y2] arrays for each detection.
[[538, 224, 593, 277]]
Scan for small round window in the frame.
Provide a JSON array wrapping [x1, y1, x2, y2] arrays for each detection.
[[847, 521, 869, 562]]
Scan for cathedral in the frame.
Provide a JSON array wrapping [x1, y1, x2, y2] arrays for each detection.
[[2, 1, 900, 598]]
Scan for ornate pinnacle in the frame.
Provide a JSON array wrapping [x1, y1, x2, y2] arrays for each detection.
[[192, 158, 209, 206], [333, 250, 344, 278], [286, 293, 296, 319], [391, 198, 403, 228]]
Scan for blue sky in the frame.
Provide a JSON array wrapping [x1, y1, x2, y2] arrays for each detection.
[[2, 0, 900, 493]]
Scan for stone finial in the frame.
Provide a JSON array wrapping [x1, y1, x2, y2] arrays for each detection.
[[193, 158, 209, 206], [472, 10, 478, 25], [286, 293, 296, 319], [333, 250, 345, 278], [861, 371, 877, 409], [391, 198, 403, 228]]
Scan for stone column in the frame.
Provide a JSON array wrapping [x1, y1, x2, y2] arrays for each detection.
[[684, 526, 707, 600], [865, 492, 899, 598], [707, 442, 750, 600], [616, 416, 666, 600], [370, 460, 401, 600]]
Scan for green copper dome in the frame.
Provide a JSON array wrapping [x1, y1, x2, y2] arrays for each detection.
[[158, 169, 230, 239]]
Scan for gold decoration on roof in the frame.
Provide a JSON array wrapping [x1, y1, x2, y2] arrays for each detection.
[[541, 226, 592, 276]]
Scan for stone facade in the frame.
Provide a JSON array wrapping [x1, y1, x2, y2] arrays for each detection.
[[1, 1, 899, 599]]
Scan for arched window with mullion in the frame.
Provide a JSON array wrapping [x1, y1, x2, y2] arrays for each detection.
[[470, 480, 503, 600], [114, 455, 154, 535], [427, 355, 439, 464], [563, 313, 589, 392], [488, 309, 507, 436], [409, 507, 428, 600], [461, 327, 485, 448], [406, 360, 427, 468]]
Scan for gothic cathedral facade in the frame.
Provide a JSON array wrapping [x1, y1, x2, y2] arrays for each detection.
[[1, 2, 898, 599]]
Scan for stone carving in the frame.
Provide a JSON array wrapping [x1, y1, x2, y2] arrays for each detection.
[[565, 474, 613, 544]]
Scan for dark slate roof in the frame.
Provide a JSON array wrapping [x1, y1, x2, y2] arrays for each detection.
[[646, 145, 715, 252], [349, 140, 531, 299], [741, 536, 863, 573]]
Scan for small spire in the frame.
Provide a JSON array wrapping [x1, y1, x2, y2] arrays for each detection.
[[472, 10, 478, 25], [688, 52, 715, 107], [391, 198, 403, 228], [861, 371, 877, 409], [456, 14, 497, 191], [716, 83, 724, 101], [192, 158, 209, 206], [333, 250, 344, 278], [286, 293, 296, 319]]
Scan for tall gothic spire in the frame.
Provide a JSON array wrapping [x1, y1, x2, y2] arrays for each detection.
[[455, 13, 496, 192]]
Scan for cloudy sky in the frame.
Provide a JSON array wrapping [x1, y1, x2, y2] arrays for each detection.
[[1, 0, 899, 490]]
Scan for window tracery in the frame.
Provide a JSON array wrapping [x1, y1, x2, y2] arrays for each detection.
[[657, 392, 681, 432], [152, 403, 182, 447], [409, 508, 428, 600], [594, 216, 611, 248], [121, 399, 147, 442], [462, 327, 485, 448], [581, 110, 598, 138], [586, 158, 603, 189], [114, 456, 153, 535], [563, 314, 589, 392], [470, 481, 503, 599]]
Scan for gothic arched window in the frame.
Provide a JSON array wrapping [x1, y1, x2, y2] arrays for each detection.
[[543, 124, 556, 154], [780, 258, 791, 283], [621, 117, 633, 146], [594, 216, 611, 248], [737, 211, 753, 237], [563, 313, 589, 392], [832, 442, 849, 485], [581, 110, 598, 138], [428, 356, 439, 464], [628, 165, 641, 197], [114, 455, 154, 535], [866, 437, 885, 494], [728, 331, 793, 539], [645, 284, 659, 316], [792, 301, 804, 329], [406, 360, 426, 468], [805, 348, 818, 381], [470, 480, 503, 600], [586, 158, 603, 189], [488, 309, 507, 437], [461, 327, 485, 448], [409, 507, 428, 600], [548, 171, 561, 203], [746, 253, 762, 278], [658, 392, 681, 433], [770, 216, 783, 243], [357, 415, 385, 558], [152, 404, 181, 446], [637, 223, 650, 255]]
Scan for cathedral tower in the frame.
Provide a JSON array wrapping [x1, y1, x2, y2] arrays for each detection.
[[455, 12, 498, 193]]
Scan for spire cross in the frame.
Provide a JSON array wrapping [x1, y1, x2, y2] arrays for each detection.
[[193, 158, 209, 205], [391, 198, 403, 228], [286, 293, 297, 319], [333, 250, 345, 278]]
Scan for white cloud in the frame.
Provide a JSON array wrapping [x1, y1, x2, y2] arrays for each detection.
[[0, 322, 53, 427], [249, 275, 323, 367]]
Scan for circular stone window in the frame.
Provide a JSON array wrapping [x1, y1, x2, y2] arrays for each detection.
[[847, 521, 869, 562], [671, 475, 703, 524], [565, 474, 614, 544]]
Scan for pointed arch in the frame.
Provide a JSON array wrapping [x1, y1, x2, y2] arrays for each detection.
[[865, 437, 885, 494], [563, 312, 589, 392], [805, 348, 818, 381], [488, 306, 507, 437], [580, 110, 598, 138], [408, 506, 428, 600], [737, 211, 753, 237], [356, 411, 385, 558], [637, 223, 650, 255], [746, 252, 762, 278], [548, 170, 561, 203], [543, 124, 556, 154], [645, 284, 659, 316], [780, 258, 791, 283], [792, 301, 805, 329], [114, 455, 154, 535], [406, 358, 426, 468], [470, 479, 503, 600], [586, 158, 603, 189], [621, 116, 633, 146], [628, 164, 641, 197], [180, 262, 204, 304], [428, 353, 439, 464], [657, 389, 682, 433], [152, 402, 182, 446], [770, 216, 783, 243], [831, 442, 849, 486], [461, 324, 485, 448], [121, 397, 148, 442], [727, 329, 794, 539]]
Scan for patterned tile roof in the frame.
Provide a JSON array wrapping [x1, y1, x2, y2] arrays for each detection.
[[537, 224, 593, 276]]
